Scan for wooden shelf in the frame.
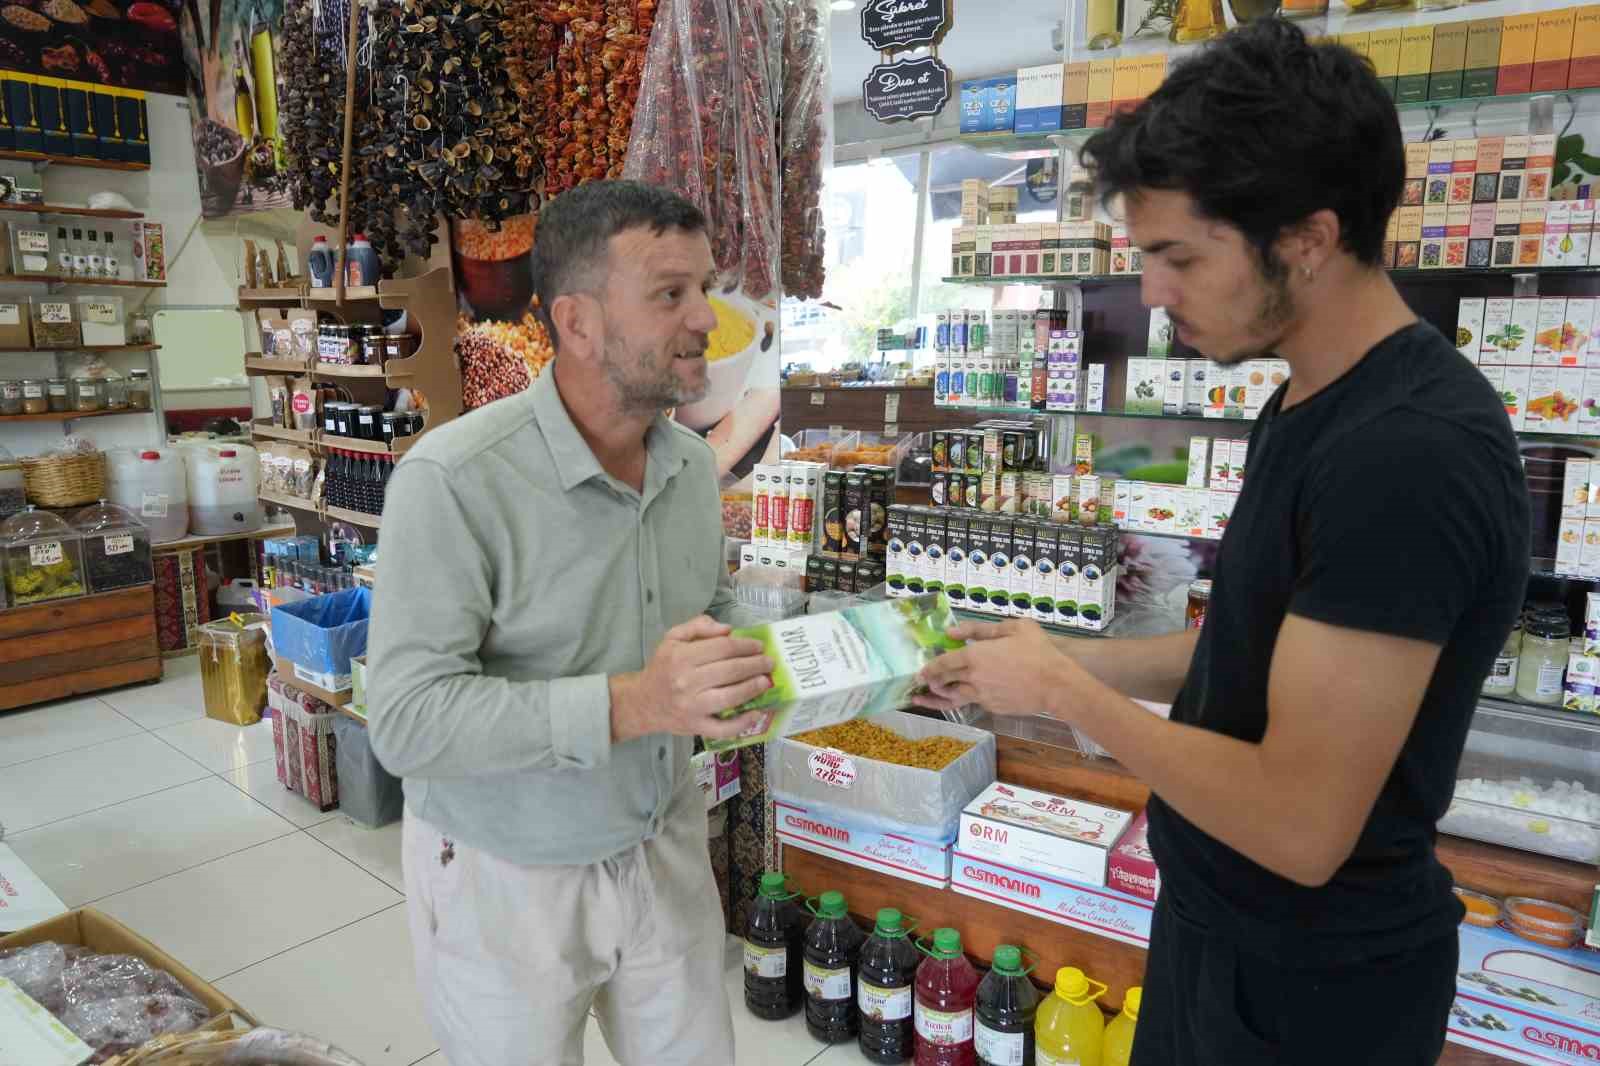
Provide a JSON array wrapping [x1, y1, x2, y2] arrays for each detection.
[[0, 274, 166, 288], [0, 151, 150, 173], [330, 434, 416, 456], [249, 419, 314, 444], [150, 520, 298, 553], [324, 504, 381, 529], [0, 202, 144, 220], [0, 407, 148, 424], [308, 286, 379, 302], [313, 361, 386, 378], [259, 491, 319, 516], [0, 344, 160, 354], [0, 585, 160, 711], [244, 357, 310, 376], [237, 287, 306, 304]]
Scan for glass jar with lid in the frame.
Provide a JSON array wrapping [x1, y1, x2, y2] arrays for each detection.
[[103, 371, 127, 410], [1186, 580, 1211, 630], [127, 369, 151, 409], [1482, 619, 1522, 697], [46, 377, 70, 412], [0, 380, 23, 416], [71, 374, 104, 412], [1516, 606, 1570, 706], [1, 506, 86, 606], [20, 378, 48, 414], [70, 499, 152, 592], [0, 444, 23, 521]]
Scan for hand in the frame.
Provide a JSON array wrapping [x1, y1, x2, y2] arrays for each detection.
[[916, 618, 1076, 717], [611, 616, 774, 742]]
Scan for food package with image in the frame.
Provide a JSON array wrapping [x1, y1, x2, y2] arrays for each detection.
[[705, 592, 964, 753]]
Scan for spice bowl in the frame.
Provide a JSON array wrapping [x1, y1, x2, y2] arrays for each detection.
[[1503, 897, 1584, 948], [1453, 887, 1502, 928]]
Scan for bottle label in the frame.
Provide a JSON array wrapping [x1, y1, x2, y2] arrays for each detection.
[[803, 961, 851, 1002], [975, 1021, 1025, 1065], [141, 491, 169, 519], [915, 1003, 974, 1045], [744, 941, 786, 980], [1486, 655, 1518, 690], [858, 980, 912, 1021], [1537, 660, 1564, 696]]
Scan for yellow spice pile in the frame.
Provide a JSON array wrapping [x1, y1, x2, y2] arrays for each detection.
[[791, 720, 974, 771]]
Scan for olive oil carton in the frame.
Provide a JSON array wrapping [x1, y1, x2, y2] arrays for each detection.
[[944, 515, 969, 607], [706, 593, 965, 752], [1032, 522, 1060, 624], [886, 505, 909, 597], [986, 520, 1013, 618], [904, 507, 928, 595], [966, 516, 993, 613], [1055, 524, 1083, 629], [1008, 519, 1036, 618], [923, 511, 947, 595]]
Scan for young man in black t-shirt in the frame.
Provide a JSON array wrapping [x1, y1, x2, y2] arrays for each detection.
[[917, 19, 1529, 1066]]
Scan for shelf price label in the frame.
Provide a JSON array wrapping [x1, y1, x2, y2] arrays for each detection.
[[810, 391, 826, 406], [0, 304, 20, 327], [29, 541, 63, 566], [104, 534, 134, 556], [885, 392, 901, 421], [83, 302, 117, 324], [38, 302, 72, 324]]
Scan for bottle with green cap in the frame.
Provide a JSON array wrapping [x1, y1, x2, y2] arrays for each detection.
[[858, 907, 920, 1063], [975, 945, 1039, 1066], [803, 889, 866, 1044], [744, 871, 806, 1020], [913, 927, 980, 1064], [1103, 985, 1141, 1066], [1035, 966, 1107, 1066]]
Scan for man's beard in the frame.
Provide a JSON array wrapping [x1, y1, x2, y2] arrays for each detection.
[[600, 334, 708, 416], [1208, 249, 1296, 365]]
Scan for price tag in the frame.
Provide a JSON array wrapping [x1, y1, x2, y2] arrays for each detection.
[[83, 301, 117, 324], [0, 304, 18, 326], [884, 422, 899, 437], [38, 302, 71, 325], [21, 383, 41, 398], [28, 541, 63, 566], [140, 492, 169, 519], [808, 748, 857, 789], [810, 391, 825, 406], [885, 392, 901, 422], [16, 229, 48, 254], [104, 533, 134, 556]]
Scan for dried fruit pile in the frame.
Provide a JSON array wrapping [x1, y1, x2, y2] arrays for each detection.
[[779, 0, 829, 301], [456, 312, 555, 410]]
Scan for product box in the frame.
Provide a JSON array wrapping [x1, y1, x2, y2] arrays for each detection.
[[1491, 202, 1521, 267], [1206, 489, 1235, 540], [1183, 360, 1208, 415], [1464, 19, 1505, 98], [1398, 25, 1436, 105], [921, 512, 946, 593], [1564, 298, 1595, 364], [1125, 358, 1163, 415], [776, 799, 954, 888], [1147, 307, 1173, 356], [1572, 4, 1600, 88], [706, 593, 963, 752], [1086, 59, 1115, 129], [1527, 134, 1557, 202], [1147, 483, 1178, 535], [958, 781, 1133, 889], [1584, 518, 1600, 577], [1110, 58, 1140, 116], [1503, 364, 1532, 429], [1062, 61, 1090, 130], [1564, 459, 1591, 518], [1582, 370, 1600, 434], [960, 80, 987, 133], [1396, 205, 1423, 268], [1177, 487, 1205, 539], [1228, 439, 1248, 492], [1426, 139, 1454, 206], [1543, 200, 1573, 267], [1534, 297, 1568, 366], [1403, 140, 1430, 207], [952, 850, 1154, 949], [1450, 137, 1478, 204], [1564, 652, 1600, 713], [1369, 26, 1403, 98], [1560, 366, 1588, 432], [1449, 922, 1600, 1062], [1085, 363, 1105, 413], [1137, 53, 1167, 101], [1533, 7, 1577, 92], [944, 515, 968, 605], [990, 77, 1017, 132], [1499, 134, 1530, 202], [1444, 203, 1472, 269], [1421, 205, 1448, 269], [960, 178, 989, 225], [1526, 367, 1564, 429], [693, 748, 742, 810], [1498, 12, 1540, 95], [1161, 360, 1186, 414], [1106, 808, 1160, 902], [1430, 20, 1470, 101], [1511, 297, 1542, 362], [1456, 298, 1486, 363], [270, 587, 369, 694], [1569, 200, 1596, 265], [131, 221, 165, 282], [1558, 517, 1584, 572], [1185, 437, 1209, 489], [1473, 136, 1505, 202], [1015, 63, 1065, 134]]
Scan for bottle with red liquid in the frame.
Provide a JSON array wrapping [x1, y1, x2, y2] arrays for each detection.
[[914, 927, 980, 1066]]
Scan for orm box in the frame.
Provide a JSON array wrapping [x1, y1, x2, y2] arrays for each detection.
[[775, 798, 953, 889], [960, 780, 1133, 888]]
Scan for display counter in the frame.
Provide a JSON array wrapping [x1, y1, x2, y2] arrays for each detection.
[[779, 709, 1597, 1066]]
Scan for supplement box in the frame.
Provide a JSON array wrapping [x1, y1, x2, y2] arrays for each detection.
[[775, 798, 954, 889], [1106, 808, 1160, 902], [692, 748, 742, 810], [706, 594, 965, 753], [768, 710, 994, 844], [951, 851, 1153, 949], [959, 780, 1133, 888]]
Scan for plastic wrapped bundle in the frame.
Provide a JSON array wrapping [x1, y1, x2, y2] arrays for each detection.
[[623, 0, 781, 300], [198, 614, 271, 726], [779, 0, 831, 300]]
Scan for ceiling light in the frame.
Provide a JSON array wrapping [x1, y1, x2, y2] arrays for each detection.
[[830, 0, 856, 9]]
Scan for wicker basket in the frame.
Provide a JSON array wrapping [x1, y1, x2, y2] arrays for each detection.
[[103, 1027, 366, 1065], [20, 451, 105, 508]]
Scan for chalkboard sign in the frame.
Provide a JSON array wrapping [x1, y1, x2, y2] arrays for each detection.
[[863, 57, 953, 122], [860, 0, 949, 53]]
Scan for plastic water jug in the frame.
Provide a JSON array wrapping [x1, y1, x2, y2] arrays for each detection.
[[186, 444, 262, 536], [105, 448, 189, 543]]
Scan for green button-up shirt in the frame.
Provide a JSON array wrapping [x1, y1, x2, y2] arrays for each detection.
[[367, 369, 747, 866]]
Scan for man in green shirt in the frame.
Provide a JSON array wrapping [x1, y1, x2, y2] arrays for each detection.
[[368, 181, 772, 1066]]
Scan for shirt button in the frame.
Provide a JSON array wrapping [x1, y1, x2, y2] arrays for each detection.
[[646, 589, 655, 603], [658, 746, 667, 761]]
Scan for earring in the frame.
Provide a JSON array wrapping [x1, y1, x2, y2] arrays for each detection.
[[1302, 265, 1314, 282]]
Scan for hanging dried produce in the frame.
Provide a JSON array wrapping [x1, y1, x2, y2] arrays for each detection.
[[779, 0, 829, 300], [277, 0, 341, 220], [622, 0, 780, 300]]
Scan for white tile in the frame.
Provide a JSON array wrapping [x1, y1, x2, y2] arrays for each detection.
[[219, 756, 341, 829], [97, 656, 206, 729], [96, 833, 401, 980], [5, 777, 298, 906], [216, 904, 434, 1066], [309, 818, 404, 892], [154, 717, 277, 773], [0, 732, 210, 833], [0, 697, 142, 768]]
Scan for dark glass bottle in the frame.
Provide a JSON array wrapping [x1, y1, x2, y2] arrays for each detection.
[[804, 890, 865, 1044], [744, 871, 807, 1020], [858, 908, 920, 1063]]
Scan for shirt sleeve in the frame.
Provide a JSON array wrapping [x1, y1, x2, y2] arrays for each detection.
[[706, 553, 766, 629], [1289, 416, 1498, 645], [365, 457, 613, 777]]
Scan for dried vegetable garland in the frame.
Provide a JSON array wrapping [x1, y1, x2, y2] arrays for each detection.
[[779, 0, 829, 301]]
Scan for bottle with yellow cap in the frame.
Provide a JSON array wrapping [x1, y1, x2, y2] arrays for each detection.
[[1035, 967, 1107, 1066], [1103, 986, 1140, 1066]]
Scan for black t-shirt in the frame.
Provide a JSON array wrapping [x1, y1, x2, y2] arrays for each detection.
[[1145, 321, 1530, 968]]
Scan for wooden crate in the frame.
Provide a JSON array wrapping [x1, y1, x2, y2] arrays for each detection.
[[0, 586, 161, 710]]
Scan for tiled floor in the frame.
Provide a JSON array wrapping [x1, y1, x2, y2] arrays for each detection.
[[1, 659, 871, 1065]]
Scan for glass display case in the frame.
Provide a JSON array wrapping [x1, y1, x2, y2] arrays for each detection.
[[70, 500, 152, 593], [1, 506, 86, 607], [1438, 699, 1600, 865]]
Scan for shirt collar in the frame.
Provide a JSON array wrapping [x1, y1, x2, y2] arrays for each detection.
[[532, 367, 689, 495]]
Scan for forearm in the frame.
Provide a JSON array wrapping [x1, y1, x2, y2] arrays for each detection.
[[1055, 630, 1199, 704], [1046, 665, 1343, 886]]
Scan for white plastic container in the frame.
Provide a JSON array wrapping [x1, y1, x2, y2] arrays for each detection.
[[186, 444, 263, 536], [105, 448, 190, 543]]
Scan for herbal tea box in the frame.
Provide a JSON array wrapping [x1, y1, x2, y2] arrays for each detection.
[[1148, 484, 1178, 535], [1543, 200, 1573, 266], [1113, 480, 1132, 527], [1186, 437, 1210, 488], [1162, 360, 1187, 414], [1085, 363, 1105, 412], [1456, 298, 1486, 363], [1534, 298, 1568, 366], [1511, 298, 1542, 361], [1558, 518, 1584, 574], [1228, 440, 1248, 492], [1583, 519, 1600, 579], [1478, 298, 1515, 365], [1493, 202, 1522, 268], [1181, 488, 1208, 539], [1206, 489, 1233, 540], [1583, 370, 1600, 435], [1147, 308, 1173, 356], [1128, 482, 1150, 533], [1566, 459, 1592, 518], [1525, 366, 1563, 429], [959, 781, 1133, 888], [1564, 298, 1596, 366], [1210, 445, 1231, 490], [1183, 361, 1207, 415], [1502, 365, 1531, 430], [1559, 367, 1588, 433]]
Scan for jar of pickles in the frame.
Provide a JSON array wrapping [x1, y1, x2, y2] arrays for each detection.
[[46, 378, 70, 412], [103, 371, 127, 410], [20, 379, 48, 415], [0, 380, 21, 416], [1516, 606, 1570, 706], [127, 369, 151, 410], [1483, 620, 1522, 697], [71, 375, 104, 412]]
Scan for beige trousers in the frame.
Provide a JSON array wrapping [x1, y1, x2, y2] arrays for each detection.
[[402, 778, 735, 1066]]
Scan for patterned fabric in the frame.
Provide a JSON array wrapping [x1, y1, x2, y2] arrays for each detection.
[[723, 745, 775, 936], [152, 547, 211, 653]]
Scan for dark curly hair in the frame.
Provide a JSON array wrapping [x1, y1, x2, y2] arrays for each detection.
[[1080, 18, 1403, 267]]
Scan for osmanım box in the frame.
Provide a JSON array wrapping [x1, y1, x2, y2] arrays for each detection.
[[959, 781, 1133, 888], [777, 799, 954, 888]]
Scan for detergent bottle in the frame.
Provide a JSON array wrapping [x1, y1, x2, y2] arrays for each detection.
[[1035, 967, 1107, 1066], [1104, 986, 1141, 1066]]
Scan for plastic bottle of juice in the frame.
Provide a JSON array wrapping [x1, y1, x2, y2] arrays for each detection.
[[744, 872, 807, 1020], [1036, 967, 1107, 1066], [803, 890, 866, 1044], [1104, 986, 1141, 1066], [975, 945, 1039, 1066], [914, 928, 980, 1065], [858, 908, 921, 1063]]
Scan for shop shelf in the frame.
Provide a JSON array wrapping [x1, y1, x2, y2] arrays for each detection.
[[0, 202, 144, 220], [328, 434, 417, 456], [259, 491, 319, 517], [237, 287, 305, 304], [953, 604, 1136, 639], [942, 265, 1600, 289], [0, 274, 166, 289], [0, 343, 160, 353], [250, 419, 315, 445], [0, 407, 147, 424], [308, 286, 380, 302], [244, 356, 311, 376], [0, 150, 149, 173], [324, 504, 382, 529], [313, 362, 387, 379], [934, 402, 1254, 425], [1439, 698, 1600, 865]]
